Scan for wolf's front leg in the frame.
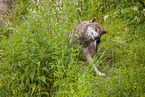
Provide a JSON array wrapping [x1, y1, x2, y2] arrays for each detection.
[[82, 48, 106, 76]]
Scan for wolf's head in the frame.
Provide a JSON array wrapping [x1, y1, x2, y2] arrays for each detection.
[[85, 17, 108, 43], [72, 17, 108, 47]]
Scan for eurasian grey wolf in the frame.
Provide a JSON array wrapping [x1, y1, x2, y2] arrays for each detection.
[[69, 17, 108, 76]]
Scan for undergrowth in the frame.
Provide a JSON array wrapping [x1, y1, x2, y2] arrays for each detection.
[[0, 0, 145, 96]]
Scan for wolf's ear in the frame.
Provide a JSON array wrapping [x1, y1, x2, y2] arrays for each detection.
[[102, 30, 108, 35], [90, 17, 98, 23]]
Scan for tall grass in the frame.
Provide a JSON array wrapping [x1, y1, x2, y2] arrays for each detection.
[[0, 0, 145, 96]]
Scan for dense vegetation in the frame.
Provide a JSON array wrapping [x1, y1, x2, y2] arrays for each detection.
[[0, 0, 145, 96]]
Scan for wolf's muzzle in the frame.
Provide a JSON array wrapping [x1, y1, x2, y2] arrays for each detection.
[[94, 36, 101, 43], [94, 36, 100, 40]]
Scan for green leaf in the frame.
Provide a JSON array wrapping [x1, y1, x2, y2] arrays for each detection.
[[30, 72, 34, 82], [30, 83, 36, 96], [20, 74, 25, 80], [40, 75, 46, 83], [36, 61, 41, 67], [41, 66, 48, 72]]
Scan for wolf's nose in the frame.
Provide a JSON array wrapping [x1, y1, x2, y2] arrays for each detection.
[[94, 36, 100, 40]]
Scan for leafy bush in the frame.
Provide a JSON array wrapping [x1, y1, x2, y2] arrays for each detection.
[[0, 1, 80, 96]]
